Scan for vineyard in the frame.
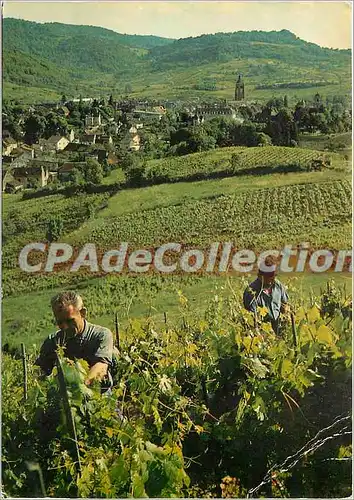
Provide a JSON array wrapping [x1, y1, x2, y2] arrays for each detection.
[[145, 147, 340, 183], [2, 281, 352, 497], [85, 180, 351, 249], [2, 193, 110, 270]]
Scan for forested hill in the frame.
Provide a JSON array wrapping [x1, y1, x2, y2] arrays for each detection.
[[2, 18, 173, 73], [2, 18, 351, 102], [149, 29, 351, 68]]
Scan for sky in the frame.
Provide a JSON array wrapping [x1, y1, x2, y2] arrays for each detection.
[[2, 1, 352, 49]]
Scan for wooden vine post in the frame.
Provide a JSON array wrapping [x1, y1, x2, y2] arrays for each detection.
[[21, 343, 28, 401]]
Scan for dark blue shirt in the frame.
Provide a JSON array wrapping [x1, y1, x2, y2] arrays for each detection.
[[243, 278, 289, 332]]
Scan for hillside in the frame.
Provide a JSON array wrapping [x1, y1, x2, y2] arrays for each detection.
[[2, 145, 351, 299], [2, 18, 351, 102], [149, 29, 350, 69]]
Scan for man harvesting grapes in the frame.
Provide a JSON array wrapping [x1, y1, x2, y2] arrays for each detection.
[[243, 254, 290, 334], [35, 291, 118, 392]]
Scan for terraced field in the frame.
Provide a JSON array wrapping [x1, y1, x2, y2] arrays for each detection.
[[146, 146, 340, 182], [81, 180, 351, 250]]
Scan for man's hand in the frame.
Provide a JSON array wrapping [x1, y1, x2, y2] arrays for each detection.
[[85, 362, 108, 386], [280, 303, 290, 315]]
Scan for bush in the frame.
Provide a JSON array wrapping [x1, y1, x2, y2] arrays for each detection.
[[46, 217, 64, 242]]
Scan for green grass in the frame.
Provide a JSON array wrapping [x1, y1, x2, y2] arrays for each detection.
[[2, 272, 351, 350], [102, 168, 125, 185]]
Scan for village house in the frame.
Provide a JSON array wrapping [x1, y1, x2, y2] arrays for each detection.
[[57, 105, 70, 117], [68, 129, 75, 142], [95, 134, 113, 146], [28, 158, 59, 173], [12, 165, 50, 189], [61, 142, 101, 161], [132, 108, 165, 123], [85, 113, 102, 128], [93, 145, 108, 162], [107, 152, 119, 167], [80, 133, 96, 145], [128, 126, 141, 151], [2, 169, 18, 193], [64, 142, 89, 154], [39, 135, 70, 153], [2, 174, 23, 194], [5, 148, 34, 169]]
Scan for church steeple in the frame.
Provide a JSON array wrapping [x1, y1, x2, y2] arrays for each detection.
[[235, 74, 245, 101]]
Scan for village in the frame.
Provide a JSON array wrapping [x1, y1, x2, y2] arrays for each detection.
[[1, 75, 253, 193], [2, 74, 350, 194], [2, 98, 167, 192]]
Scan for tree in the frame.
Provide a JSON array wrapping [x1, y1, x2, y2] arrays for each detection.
[[61, 94, 67, 104], [266, 97, 284, 112], [229, 122, 260, 147], [125, 162, 146, 187], [84, 158, 103, 185], [67, 109, 83, 128], [46, 217, 64, 242], [44, 112, 68, 138], [256, 132, 272, 146], [283, 95, 289, 108], [24, 114, 46, 144], [67, 168, 84, 185], [108, 94, 114, 107], [268, 108, 298, 146]]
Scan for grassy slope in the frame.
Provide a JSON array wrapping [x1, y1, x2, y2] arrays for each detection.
[[2, 272, 351, 349]]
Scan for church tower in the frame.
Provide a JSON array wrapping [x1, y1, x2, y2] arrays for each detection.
[[235, 74, 245, 101]]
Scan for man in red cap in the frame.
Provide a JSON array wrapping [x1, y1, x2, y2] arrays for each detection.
[[243, 254, 290, 334]]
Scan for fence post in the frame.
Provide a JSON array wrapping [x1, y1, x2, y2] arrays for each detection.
[[26, 462, 47, 497], [290, 313, 297, 348], [115, 311, 120, 350], [21, 343, 28, 401]]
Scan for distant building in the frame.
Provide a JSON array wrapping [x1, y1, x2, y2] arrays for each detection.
[[85, 114, 102, 127], [72, 97, 93, 104], [80, 133, 96, 145], [2, 171, 23, 193], [190, 103, 239, 124], [235, 74, 245, 101], [95, 134, 113, 146], [12, 165, 50, 188], [132, 107, 165, 122], [39, 135, 69, 152], [5, 149, 34, 169], [57, 105, 70, 117]]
